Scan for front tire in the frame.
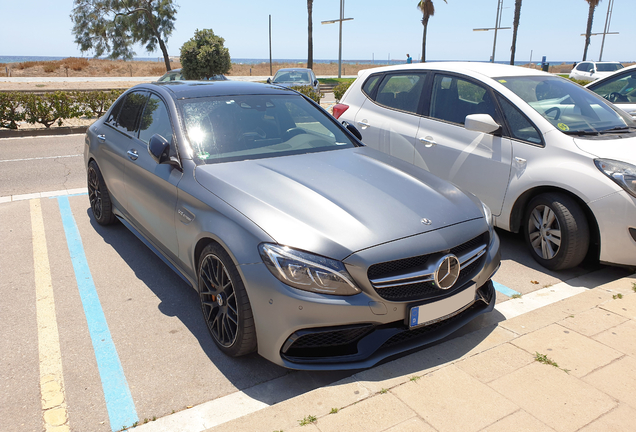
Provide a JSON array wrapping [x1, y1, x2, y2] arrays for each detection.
[[198, 243, 257, 357], [523, 193, 589, 270], [87, 160, 116, 226]]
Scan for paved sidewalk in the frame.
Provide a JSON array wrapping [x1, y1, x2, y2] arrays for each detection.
[[198, 273, 636, 432]]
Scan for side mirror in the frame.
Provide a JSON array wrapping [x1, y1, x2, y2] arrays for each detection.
[[464, 114, 501, 134], [148, 134, 170, 164], [267, 78, 272, 84], [342, 121, 363, 141], [314, 80, 318, 86]]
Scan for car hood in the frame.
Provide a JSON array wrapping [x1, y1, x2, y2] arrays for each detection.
[[573, 135, 636, 165], [194, 147, 484, 260]]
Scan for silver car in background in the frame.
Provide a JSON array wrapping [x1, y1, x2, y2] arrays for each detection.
[[267, 68, 320, 93], [84, 81, 499, 369]]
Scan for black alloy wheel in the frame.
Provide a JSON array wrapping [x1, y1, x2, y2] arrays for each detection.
[[87, 160, 116, 225], [524, 193, 590, 271], [198, 243, 256, 357]]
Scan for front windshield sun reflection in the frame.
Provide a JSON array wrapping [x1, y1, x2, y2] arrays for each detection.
[[496, 76, 636, 135]]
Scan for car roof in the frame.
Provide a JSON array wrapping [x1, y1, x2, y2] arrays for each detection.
[[132, 80, 299, 99], [356, 61, 549, 80]]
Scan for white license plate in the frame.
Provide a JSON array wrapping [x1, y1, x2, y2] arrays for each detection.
[[409, 285, 477, 328]]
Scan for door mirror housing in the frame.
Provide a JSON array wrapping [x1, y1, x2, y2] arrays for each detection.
[[148, 134, 171, 164], [342, 121, 363, 141], [465, 114, 501, 135], [267, 78, 272, 84]]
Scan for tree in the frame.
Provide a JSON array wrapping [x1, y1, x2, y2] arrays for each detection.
[[417, 0, 447, 63], [70, 0, 178, 72], [582, 0, 601, 61], [180, 29, 231, 80], [307, 0, 314, 69], [509, 0, 522, 65]]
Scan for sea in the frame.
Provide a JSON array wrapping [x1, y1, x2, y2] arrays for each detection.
[[0, 55, 573, 66]]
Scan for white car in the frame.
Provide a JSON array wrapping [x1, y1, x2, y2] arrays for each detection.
[[335, 62, 636, 270], [586, 64, 636, 119], [569, 61, 624, 82]]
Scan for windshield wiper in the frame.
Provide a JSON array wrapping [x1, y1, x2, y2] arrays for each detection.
[[562, 130, 601, 136], [599, 126, 636, 134]]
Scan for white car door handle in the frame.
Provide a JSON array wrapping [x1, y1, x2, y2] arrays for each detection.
[[357, 120, 370, 128], [419, 136, 437, 147], [127, 149, 139, 161], [97, 134, 106, 141]]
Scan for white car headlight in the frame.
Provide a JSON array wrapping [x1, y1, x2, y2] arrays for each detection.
[[595, 159, 636, 198], [259, 244, 361, 296]]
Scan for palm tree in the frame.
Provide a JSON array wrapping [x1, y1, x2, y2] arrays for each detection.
[[417, 0, 447, 63], [307, 0, 314, 69], [582, 0, 601, 61], [509, 0, 522, 65]]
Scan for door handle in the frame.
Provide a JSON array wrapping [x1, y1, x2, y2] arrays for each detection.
[[357, 119, 370, 129], [97, 134, 106, 141], [127, 149, 139, 161], [418, 136, 437, 148]]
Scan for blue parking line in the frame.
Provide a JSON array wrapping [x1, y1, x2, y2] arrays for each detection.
[[57, 196, 138, 431], [493, 280, 520, 297]]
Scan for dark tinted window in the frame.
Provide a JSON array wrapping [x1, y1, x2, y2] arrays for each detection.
[[105, 97, 124, 126], [115, 91, 148, 135], [430, 75, 496, 124], [138, 94, 173, 145], [496, 95, 542, 145], [362, 75, 382, 97], [589, 70, 636, 104], [373, 73, 426, 114]]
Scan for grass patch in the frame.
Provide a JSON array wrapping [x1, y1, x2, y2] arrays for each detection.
[[320, 78, 355, 85], [613, 293, 623, 299], [380, 388, 388, 394], [410, 376, 421, 383], [511, 293, 522, 299], [330, 407, 339, 414], [299, 415, 317, 426], [535, 352, 570, 373]]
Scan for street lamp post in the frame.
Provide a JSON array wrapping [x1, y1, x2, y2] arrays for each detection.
[[473, 0, 510, 63], [321, 0, 353, 78]]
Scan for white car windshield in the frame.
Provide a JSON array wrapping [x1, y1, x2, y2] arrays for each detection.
[[179, 94, 355, 164], [272, 71, 310, 84], [496, 76, 636, 135]]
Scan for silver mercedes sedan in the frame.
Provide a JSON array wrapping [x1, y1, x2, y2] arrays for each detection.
[[84, 80, 500, 370]]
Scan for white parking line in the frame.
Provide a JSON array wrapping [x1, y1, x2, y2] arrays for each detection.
[[0, 154, 82, 163], [0, 188, 88, 203]]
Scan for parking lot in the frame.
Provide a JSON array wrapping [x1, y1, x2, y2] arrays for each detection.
[[1, 134, 630, 432]]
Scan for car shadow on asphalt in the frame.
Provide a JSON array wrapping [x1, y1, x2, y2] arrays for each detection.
[[85, 209, 351, 405]]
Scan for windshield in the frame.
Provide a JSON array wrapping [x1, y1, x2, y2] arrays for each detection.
[[179, 94, 356, 164], [272, 70, 310, 84], [496, 76, 635, 135], [596, 63, 623, 72]]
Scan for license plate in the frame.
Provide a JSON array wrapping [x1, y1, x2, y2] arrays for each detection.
[[409, 285, 477, 328]]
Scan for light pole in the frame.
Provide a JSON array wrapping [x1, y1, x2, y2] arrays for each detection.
[[321, 0, 353, 78], [473, 0, 510, 63]]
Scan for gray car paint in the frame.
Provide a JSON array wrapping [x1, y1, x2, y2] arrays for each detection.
[[85, 81, 500, 369]]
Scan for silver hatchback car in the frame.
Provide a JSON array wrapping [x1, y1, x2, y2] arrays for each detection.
[[84, 81, 499, 369]]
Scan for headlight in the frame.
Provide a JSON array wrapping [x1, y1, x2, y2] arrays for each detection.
[[482, 202, 494, 232], [595, 159, 636, 198], [259, 244, 361, 296]]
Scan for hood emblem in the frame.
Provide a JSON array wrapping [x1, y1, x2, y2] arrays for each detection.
[[421, 218, 432, 225], [434, 254, 460, 290]]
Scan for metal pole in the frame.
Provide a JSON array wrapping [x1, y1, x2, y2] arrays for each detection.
[[338, 0, 343, 78], [491, 0, 502, 63], [599, 0, 614, 61], [269, 15, 272, 76]]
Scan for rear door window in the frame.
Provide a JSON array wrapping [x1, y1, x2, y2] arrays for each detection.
[[372, 73, 427, 115]]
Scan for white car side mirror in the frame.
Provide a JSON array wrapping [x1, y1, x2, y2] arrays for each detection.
[[465, 114, 501, 134]]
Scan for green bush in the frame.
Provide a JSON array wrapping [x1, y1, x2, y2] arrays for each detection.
[[23, 91, 83, 128], [77, 89, 124, 118], [295, 85, 323, 103], [333, 81, 352, 102], [0, 92, 25, 129]]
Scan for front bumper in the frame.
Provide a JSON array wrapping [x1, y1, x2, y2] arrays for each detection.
[[239, 222, 500, 370], [589, 190, 636, 267]]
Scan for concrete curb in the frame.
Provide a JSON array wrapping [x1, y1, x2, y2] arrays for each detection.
[[0, 126, 88, 139]]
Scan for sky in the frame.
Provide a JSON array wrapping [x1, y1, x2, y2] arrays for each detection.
[[0, 0, 633, 64]]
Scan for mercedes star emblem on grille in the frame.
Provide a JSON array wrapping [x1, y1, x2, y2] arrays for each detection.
[[434, 254, 461, 290]]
